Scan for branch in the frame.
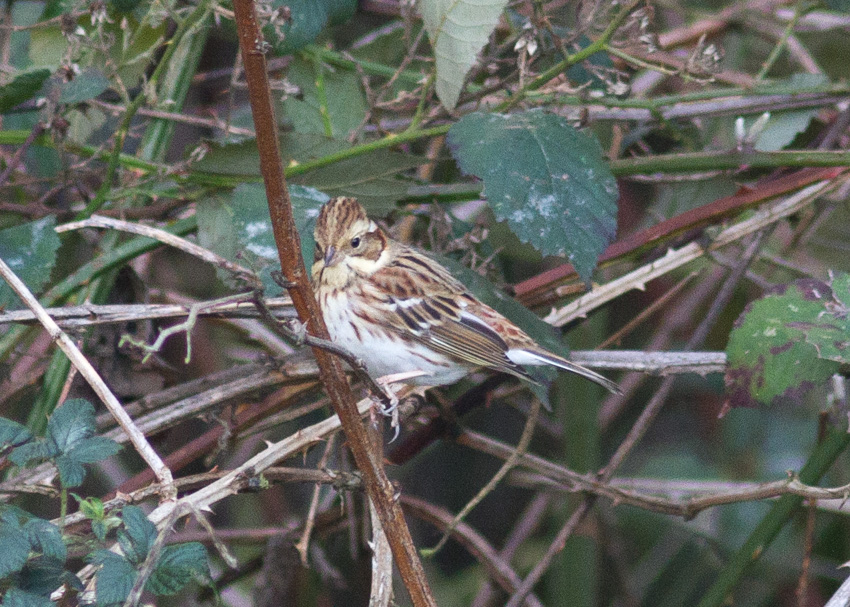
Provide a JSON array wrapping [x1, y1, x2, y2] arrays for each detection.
[[544, 176, 839, 326], [230, 1, 436, 604], [56, 215, 256, 283], [0, 257, 175, 494]]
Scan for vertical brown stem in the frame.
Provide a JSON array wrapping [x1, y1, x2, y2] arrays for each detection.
[[230, 2, 436, 605]]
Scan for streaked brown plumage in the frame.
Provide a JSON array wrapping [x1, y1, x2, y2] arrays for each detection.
[[312, 196, 620, 393]]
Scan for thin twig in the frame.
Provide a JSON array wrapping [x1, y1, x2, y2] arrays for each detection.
[[56, 215, 256, 282], [425, 397, 542, 555], [545, 177, 838, 326], [251, 290, 394, 408], [506, 229, 773, 607], [0, 256, 175, 494]]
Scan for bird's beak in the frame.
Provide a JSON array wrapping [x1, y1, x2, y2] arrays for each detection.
[[323, 245, 338, 267]]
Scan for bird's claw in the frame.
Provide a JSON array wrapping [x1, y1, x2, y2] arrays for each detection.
[[286, 319, 308, 345], [270, 270, 297, 289]]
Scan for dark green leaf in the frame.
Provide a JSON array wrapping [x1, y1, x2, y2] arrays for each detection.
[[0, 418, 32, 449], [825, 0, 850, 12], [191, 139, 266, 177], [447, 110, 618, 283], [110, 0, 143, 13], [799, 272, 850, 364], [1, 588, 54, 607], [46, 399, 96, 453], [66, 436, 121, 463], [146, 543, 209, 595], [23, 519, 65, 561], [293, 149, 423, 214], [14, 556, 65, 597], [58, 68, 110, 104], [282, 56, 367, 138], [90, 550, 135, 606], [53, 455, 86, 488], [264, 0, 356, 55], [8, 440, 54, 467], [0, 217, 61, 310], [0, 70, 51, 114], [200, 183, 329, 293], [566, 39, 614, 92], [117, 506, 155, 564], [725, 278, 843, 408], [0, 512, 31, 578]]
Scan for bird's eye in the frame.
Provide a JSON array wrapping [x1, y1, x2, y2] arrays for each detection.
[[350, 237, 361, 248]]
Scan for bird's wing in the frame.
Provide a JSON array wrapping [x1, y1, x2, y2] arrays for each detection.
[[367, 248, 530, 378]]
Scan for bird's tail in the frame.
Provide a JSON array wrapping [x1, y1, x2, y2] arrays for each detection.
[[515, 348, 622, 395]]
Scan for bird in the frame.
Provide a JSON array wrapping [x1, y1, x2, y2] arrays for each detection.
[[311, 196, 620, 395]]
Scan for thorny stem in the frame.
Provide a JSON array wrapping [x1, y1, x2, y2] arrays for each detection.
[[231, 1, 436, 604], [251, 290, 394, 409]]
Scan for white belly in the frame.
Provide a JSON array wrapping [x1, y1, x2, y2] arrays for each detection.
[[320, 291, 467, 386]]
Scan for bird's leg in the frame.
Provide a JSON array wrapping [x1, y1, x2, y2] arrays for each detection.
[[372, 371, 429, 441]]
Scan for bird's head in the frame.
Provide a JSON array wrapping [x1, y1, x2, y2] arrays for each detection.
[[312, 197, 388, 287]]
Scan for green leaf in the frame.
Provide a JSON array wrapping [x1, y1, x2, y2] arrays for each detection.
[[0, 70, 51, 113], [294, 149, 424, 214], [824, 0, 850, 12], [90, 550, 135, 606], [447, 110, 618, 283], [8, 441, 54, 468], [0, 511, 31, 578], [46, 399, 96, 453], [1, 588, 55, 607], [419, 0, 510, 109], [0, 217, 61, 310], [798, 272, 850, 364], [66, 436, 121, 463], [198, 184, 329, 293], [725, 278, 847, 408], [14, 556, 67, 597], [23, 519, 66, 561], [117, 506, 156, 564], [146, 543, 209, 595], [282, 56, 367, 138], [53, 456, 86, 488], [110, 0, 144, 13], [59, 68, 110, 104], [0, 418, 33, 449], [265, 0, 356, 55], [28, 26, 65, 69]]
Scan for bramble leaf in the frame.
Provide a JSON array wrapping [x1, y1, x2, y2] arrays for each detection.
[[90, 550, 135, 607], [1, 588, 55, 607], [0, 511, 30, 578], [448, 110, 618, 283], [725, 275, 850, 408], [0, 70, 50, 113], [0, 217, 61, 310], [0, 419, 33, 450], [117, 506, 156, 564], [146, 542, 209, 595], [46, 399, 96, 452], [23, 519, 66, 561], [419, 0, 510, 109]]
